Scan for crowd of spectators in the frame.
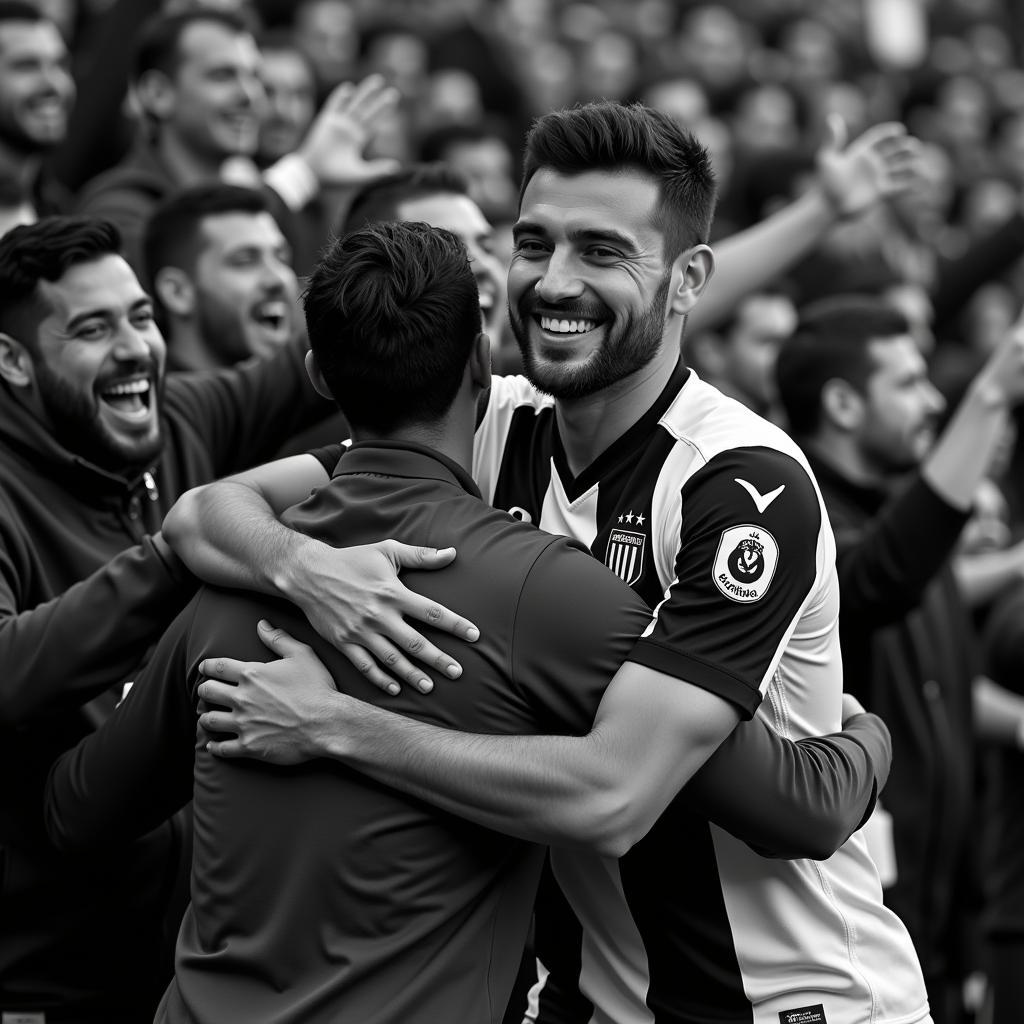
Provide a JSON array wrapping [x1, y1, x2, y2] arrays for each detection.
[[6, 0, 1024, 1021]]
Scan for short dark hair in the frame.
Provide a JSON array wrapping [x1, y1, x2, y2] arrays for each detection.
[[0, 1, 46, 30], [143, 183, 270, 330], [521, 101, 718, 258], [0, 216, 122, 350], [304, 221, 480, 432], [775, 295, 912, 437], [132, 8, 251, 82], [340, 163, 472, 235], [143, 182, 269, 284]]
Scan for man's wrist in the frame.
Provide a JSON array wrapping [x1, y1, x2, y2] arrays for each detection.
[[269, 533, 323, 603]]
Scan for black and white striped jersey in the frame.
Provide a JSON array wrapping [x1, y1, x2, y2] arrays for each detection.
[[472, 363, 929, 1024]]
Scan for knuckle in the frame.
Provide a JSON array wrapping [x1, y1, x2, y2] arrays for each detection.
[[383, 650, 400, 667], [406, 635, 424, 654], [425, 605, 443, 623]]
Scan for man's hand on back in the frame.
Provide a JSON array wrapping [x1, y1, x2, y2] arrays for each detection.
[[198, 620, 344, 764]]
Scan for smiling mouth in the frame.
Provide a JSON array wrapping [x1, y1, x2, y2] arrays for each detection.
[[252, 299, 291, 336], [537, 316, 599, 334], [100, 378, 152, 418]]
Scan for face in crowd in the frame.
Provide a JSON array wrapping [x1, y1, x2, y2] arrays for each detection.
[[0, 15, 74, 155], [855, 334, 946, 476], [30, 254, 166, 472], [509, 167, 674, 399], [394, 190, 505, 338], [189, 209, 299, 363], [146, 18, 266, 161]]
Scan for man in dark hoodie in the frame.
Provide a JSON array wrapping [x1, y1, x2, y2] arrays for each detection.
[[0, 214, 340, 1021]]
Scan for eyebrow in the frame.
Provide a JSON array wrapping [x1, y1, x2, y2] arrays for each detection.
[[512, 220, 639, 250], [65, 296, 153, 333]]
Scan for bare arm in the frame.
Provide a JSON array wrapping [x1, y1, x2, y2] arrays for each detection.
[[162, 454, 480, 693], [691, 119, 921, 333], [920, 316, 1024, 510], [197, 622, 739, 858]]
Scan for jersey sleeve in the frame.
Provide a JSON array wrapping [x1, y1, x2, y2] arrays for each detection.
[[511, 537, 651, 734], [306, 442, 347, 476], [630, 447, 823, 718], [683, 710, 891, 859]]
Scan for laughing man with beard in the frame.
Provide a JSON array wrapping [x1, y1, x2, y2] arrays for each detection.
[[143, 184, 300, 372], [0, 215, 339, 1022], [0, 2, 75, 218]]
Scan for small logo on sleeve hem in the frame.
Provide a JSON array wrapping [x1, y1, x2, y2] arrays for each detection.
[[779, 1005, 827, 1024]]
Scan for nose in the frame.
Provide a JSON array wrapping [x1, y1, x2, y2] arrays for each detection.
[[923, 381, 946, 417], [261, 254, 294, 292], [534, 249, 584, 304], [112, 323, 153, 362]]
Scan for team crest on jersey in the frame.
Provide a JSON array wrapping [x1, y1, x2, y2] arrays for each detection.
[[712, 525, 778, 603], [605, 528, 646, 586]]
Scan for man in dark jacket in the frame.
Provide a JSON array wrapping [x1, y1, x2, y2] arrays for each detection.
[[776, 294, 1024, 1024], [0, 2, 75, 219], [75, 8, 398, 275], [0, 215, 333, 1021]]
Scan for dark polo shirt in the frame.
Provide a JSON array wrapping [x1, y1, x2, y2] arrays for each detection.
[[45, 441, 649, 1024]]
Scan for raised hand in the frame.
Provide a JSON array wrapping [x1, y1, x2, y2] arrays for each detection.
[[815, 115, 923, 220], [297, 74, 403, 188]]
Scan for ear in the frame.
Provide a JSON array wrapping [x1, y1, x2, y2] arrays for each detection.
[[134, 69, 177, 121], [153, 266, 196, 318], [0, 331, 35, 389], [669, 244, 715, 316], [821, 377, 865, 431], [304, 349, 333, 400], [469, 332, 491, 388]]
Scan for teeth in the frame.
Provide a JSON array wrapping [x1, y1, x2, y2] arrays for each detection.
[[540, 317, 596, 334], [103, 380, 149, 396], [254, 301, 288, 328]]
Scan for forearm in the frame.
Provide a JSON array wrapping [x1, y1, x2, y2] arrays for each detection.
[[953, 546, 1024, 608], [0, 538, 194, 725], [163, 481, 322, 598], [690, 189, 832, 333], [316, 690, 722, 858], [973, 676, 1024, 746], [684, 712, 890, 860], [921, 378, 1011, 510]]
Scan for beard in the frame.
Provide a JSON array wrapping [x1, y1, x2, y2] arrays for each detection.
[[0, 101, 66, 156], [34, 360, 163, 474], [510, 275, 670, 400]]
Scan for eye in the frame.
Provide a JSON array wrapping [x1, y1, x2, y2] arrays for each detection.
[[131, 309, 155, 327], [76, 321, 107, 341], [586, 244, 622, 261], [513, 238, 548, 259]]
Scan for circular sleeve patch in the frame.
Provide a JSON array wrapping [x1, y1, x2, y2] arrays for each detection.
[[712, 525, 779, 603]]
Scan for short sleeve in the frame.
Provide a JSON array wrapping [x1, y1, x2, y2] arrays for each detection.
[[511, 537, 651, 734], [307, 443, 347, 477], [630, 447, 823, 717]]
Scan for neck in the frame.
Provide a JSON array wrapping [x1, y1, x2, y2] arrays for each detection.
[[805, 434, 886, 490], [156, 129, 223, 186], [351, 399, 477, 476], [165, 326, 229, 373], [0, 136, 41, 194], [555, 342, 679, 477]]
